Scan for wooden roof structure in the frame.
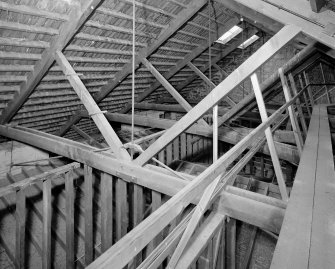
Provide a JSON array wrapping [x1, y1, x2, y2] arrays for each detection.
[[0, 0, 334, 268]]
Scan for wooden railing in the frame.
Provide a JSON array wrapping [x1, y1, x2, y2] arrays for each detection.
[[0, 162, 80, 269]]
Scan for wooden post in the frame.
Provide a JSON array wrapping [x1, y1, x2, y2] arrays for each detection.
[[298, 74, 312, 117], [115, 178, 128, 241], [288, 73, 308, 137], [101, 173, 114, 252], [180, 133, 187, 161], [84, 165, 94, 265], [65, 170, 75, 269], [251, 73, 289, 202], [319, 62, 331, 103], [213, 105, 218, 163], [15, 189, 25, 269], [42, 178, 52, 269], [226, 218, 236, 269], [279, 69, 304, 155], [303, 71, 315, 107], [131, 183, 144, 267], [215, 224, 226, 269], [146, 191, 163, 255]]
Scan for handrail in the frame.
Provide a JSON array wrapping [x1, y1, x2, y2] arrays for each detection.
[[0, 162, 80, 197]]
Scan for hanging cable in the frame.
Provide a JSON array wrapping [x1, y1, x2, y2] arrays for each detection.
[[131, 0, 136, 159], [208, 0, 218, 162]]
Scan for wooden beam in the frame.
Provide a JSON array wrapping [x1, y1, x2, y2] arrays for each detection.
[[217, 190, 284, 234], [251, 73, 288, 202], [310, 0, 326, 12], [90, 111, 298, 163], [218, 0, 282, 34], [135, 25, 301, 166], [55, 51, 130, 160], [232, 0, 335, 49], [0, 0, 103, 124], [71, 125, 103, 148], [175, 212, 225, 269], [141, 58, 208, 127], [0, 125, 187, 197], [187, 62, 236, 107]]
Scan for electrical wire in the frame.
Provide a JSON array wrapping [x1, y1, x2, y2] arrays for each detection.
[[131, 0, 136, 159]]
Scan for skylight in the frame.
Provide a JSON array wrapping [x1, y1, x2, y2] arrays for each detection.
[[238, 35, 260, 49], [216, 25, 243, 45]]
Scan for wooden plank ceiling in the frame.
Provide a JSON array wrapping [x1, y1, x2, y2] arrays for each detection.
[[0, 0, 257, 141]]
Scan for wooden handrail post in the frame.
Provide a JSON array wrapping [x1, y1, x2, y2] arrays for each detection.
[[65, 169, 75, 269]]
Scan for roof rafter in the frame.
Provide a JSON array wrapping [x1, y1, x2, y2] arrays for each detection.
[[0, 0, 104, 124]]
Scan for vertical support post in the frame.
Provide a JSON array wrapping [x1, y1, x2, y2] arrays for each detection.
[[65, 170, 74, 269], [146, 191, 163, 255], [212, 228, 223, 269], [42, 178, 52, 269], [279, 69, 304, 155], [15, 189, 25, 269], [115, 178, 128, 241], [251, 73, 289, 202], [101, 173, 114, 252], [226, 218, 236, 269], [298, 74, 312, 117], [303, 71, 315, 107], [180, 133, 187, 160], [132, 183, 144, 267], [213, 105, 218, 162], [288, 73, 308, 137], [319, 62, 331, 103], [84, 165, 93, 265], [260, 155, 265, 178], [215, 224, 226, 269]]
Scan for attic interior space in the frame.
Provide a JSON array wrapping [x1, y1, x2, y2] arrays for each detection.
[[0, 0, 335, 268]]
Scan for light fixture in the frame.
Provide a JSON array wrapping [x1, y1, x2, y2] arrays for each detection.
[[215, 25, 243, 45], [238, 35, 259, 49]]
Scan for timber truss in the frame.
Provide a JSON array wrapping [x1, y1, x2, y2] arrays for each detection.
[[0, 0, 335, 268]]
